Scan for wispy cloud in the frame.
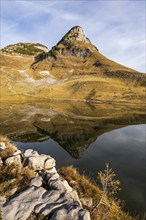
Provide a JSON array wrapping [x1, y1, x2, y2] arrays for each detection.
[[1, 0, 145, 72], [61, 13, 81, 21]]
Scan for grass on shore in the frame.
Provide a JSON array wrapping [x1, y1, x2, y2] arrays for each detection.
[[0, 136, 36, 199], [59, 166, 135, 220], [0, 164, 35, 199], [0, 137, 139, 220], [0, 136, 17, 158]]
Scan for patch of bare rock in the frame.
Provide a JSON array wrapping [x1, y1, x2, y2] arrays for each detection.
[[0, 142, 90, 220]]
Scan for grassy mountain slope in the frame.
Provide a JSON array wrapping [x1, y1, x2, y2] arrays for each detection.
[[0, 26, 145, 103], [31, 26, 145, 85]]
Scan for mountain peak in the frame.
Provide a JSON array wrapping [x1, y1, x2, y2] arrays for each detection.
[[67, 26, 91, 44], [46, 26, 98, 59], [57, 25, 91, 46]]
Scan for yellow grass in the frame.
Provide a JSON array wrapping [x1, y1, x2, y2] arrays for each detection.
[[35, 77, 145, 104], [0, 46, 145, 104], [0, 137, 36, 199], [59, 166, 135, 220], [0, 136, 17, 158]]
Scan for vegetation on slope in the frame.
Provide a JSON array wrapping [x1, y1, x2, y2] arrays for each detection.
[[34, 77, 145, 104], [0, 51, 145, 103], [1, 43, 48, 55]]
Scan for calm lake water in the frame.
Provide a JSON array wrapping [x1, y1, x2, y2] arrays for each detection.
[[0, 101, 146, 216]]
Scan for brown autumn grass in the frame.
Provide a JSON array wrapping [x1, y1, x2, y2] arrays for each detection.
[[0, 136, 17, 158], [0, 49, 145, 104], [36, 76, 145, 104], [0, 137, 36, 199], [0, 164, 36, 198], [59, 166, 135, 220]]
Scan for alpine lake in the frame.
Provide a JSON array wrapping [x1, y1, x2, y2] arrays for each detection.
[[0, 101, 145, 217]]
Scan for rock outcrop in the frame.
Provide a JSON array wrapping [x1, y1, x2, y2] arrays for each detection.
[[0, 143, 90, 220], [58, 46, 92, 58], [46, 26, 98, 59], [58, 26, 91, 45]]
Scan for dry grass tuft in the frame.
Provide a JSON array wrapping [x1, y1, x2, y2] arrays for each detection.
[[23, 167, 36, 179], [0, 163, 36, 199], [0, 164, 36, 198], [59, 165, 101, 205], [0, 137, 36, 199], [59, 166, 135, 220], [0, 136, 17, 158]]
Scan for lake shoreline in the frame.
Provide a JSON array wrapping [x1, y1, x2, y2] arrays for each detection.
[[0, 137, 90, 220], [0, 137, 136, 220]]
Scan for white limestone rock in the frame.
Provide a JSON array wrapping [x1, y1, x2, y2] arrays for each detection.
[[30, 176, 43, 187], [34, 190, 64, 214], [0, 196, 6, 208], [0, 142, 6, 151], [5, 154, 22, 166], [48, 177, 72, 193], [45, 167, 60, 181], [1, 147, 91, 220], [80, 197, 93, 208], [1, 185, 89, 220], [43, 167, 58, 176], [0, 158, 3, 165], [50, 203, 90, 220], [10, 187, 18, 197], [79, 209, 91, 220], [2, 186, 47, 220], [24, 149, 39, 157], [45, 167, 58, 176], [34, 190, 83, 217], [27, 154, 55, 171], [13, 150, 22, 156], [67, 26, 90, 44], [69, 189, 81, 205], [23, 149, 55, 171]]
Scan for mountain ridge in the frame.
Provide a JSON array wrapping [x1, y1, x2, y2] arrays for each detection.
[[31, 26, 145, 86], [0, 26, 145, 103]]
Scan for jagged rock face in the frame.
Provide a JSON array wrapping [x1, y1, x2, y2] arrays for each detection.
[[49, 26, 97, 58], [57, 47, 92, 58], [61, 26, 91, 44]]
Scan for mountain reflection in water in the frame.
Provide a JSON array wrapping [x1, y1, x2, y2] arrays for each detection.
[[0, 101, 145, 215]]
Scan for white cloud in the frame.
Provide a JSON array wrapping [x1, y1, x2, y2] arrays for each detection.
[[61, 13, 81, 21], [1, 0, 145, 72]]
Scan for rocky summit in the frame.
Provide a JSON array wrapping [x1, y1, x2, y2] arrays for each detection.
[[49, 26, 97, 58], [59, 26, 91, 44]]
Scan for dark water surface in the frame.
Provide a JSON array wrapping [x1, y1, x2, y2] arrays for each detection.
[[0, 101, 146, 216]]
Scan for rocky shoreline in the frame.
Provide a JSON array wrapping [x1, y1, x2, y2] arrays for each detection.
[[0, 141, 90, 220]]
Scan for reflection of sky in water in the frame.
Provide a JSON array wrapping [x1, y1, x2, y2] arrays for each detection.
[[14, 124, 146, 214]]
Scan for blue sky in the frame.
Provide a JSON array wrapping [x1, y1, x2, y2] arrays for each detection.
[[1, 0, 145, 72]]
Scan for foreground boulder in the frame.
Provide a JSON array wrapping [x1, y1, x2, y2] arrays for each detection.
[[0, 143, 90, 220], [24, 149, 56, 170]]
